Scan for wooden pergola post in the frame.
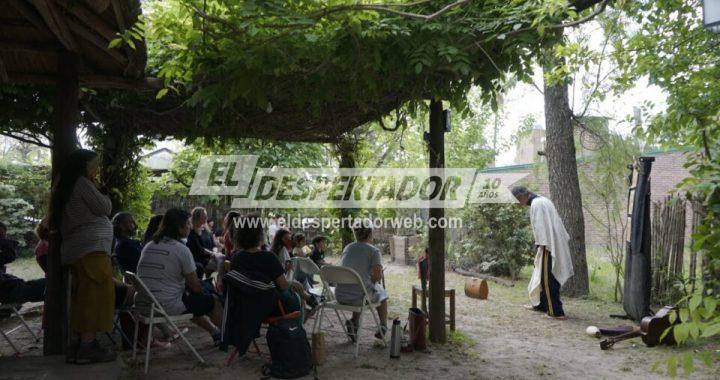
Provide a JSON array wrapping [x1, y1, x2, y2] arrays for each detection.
[[427, 99, 446, 343], [44, 49, 79, 355]]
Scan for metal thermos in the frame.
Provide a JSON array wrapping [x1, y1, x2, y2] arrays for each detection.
[[390, 318, 402, 359]]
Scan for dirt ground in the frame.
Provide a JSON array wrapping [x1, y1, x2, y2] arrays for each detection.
[[2, 263, 718, 379]]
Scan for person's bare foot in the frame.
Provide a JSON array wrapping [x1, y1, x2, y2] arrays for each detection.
[[550, 315, 567, 320]]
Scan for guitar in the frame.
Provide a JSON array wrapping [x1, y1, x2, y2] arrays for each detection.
[[600, 306, 678, 350]]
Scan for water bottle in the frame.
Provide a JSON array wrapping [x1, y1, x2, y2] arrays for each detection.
[[390, 318, 402, 359]]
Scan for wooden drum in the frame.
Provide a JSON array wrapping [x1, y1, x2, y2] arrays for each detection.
[[464, 278, 489, 300]]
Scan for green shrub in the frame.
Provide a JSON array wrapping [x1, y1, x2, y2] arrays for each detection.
[[0, 184, 34, 245], [457, 204, 534, 280]]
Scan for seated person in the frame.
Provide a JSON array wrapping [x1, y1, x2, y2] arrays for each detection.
[[334, 221, 388, 340], [112, 212, 143, 274], [309, 236, 328, 267], [229, 217, 315, 318], [291, 233, 308, 258], [136, 208, 223, 345], [230, 214, 298, 316], [187, 207, 223, 279], [270, 229, 293, 281], [1, 221, 45, 308], [0, 273, 46, 307], [223, 214, 299, 355], [0, 221, 19, 274]]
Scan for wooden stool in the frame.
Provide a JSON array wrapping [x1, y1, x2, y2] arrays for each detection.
[[411, 285, 455, 331]]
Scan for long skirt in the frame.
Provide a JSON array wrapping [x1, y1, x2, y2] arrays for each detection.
[[69, 252, 115, 333]]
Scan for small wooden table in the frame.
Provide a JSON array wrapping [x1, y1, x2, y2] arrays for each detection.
[[411, 285, 455, 331]]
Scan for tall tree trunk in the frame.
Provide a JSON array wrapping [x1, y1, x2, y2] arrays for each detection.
[[542, 49, 589, 297], [45, 50, 79, 355], [428, 99, 446, 343]]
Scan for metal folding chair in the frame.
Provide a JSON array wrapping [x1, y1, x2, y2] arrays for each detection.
[[312, 265, 387, 358], [125, 271, 204, 374], [0, 303, 40, 355]]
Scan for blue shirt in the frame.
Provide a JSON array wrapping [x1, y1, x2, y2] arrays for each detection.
[[115, 236, 143, 273]]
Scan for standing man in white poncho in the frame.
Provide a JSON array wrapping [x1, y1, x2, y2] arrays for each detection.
[[512, 186, 574, 320]]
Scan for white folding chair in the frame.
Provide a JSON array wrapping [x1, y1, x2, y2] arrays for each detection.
[[0, 303, 40, 355], [124, 272, 204, 374], [313, 265, 387, 358], [293, 257, 322, 296]]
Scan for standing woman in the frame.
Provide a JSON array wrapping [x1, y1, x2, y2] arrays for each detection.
[[49, 149, 116, 364]]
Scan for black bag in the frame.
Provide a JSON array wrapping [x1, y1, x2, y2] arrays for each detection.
[[262, 320, 313, 379]]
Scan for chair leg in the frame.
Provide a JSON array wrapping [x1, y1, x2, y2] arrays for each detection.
[[312, 304, 323, 334], [12, 307, 39, 342], [163, 315, 205, 364], [132, 315, 139, 362], [221, 291, 229, 343], [145, 310, 154, 374], [354, 309, 364, 358], [1, 327, 20, 355]]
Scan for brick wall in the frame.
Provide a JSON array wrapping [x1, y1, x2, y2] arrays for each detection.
[[485, 150, 694, 248]]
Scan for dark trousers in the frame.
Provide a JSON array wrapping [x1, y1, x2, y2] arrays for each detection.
[[536, 248, 564, 317], [4, 278, 46, 304]]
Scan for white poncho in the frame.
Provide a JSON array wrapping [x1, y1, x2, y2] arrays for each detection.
[[528, 196, 574, 306]]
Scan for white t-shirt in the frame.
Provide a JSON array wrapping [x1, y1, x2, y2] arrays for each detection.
[[137, 237, 197, 315], [335, 242, 383, 303]]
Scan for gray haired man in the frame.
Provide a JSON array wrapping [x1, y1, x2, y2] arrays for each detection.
[[511, 186, 574, 320]]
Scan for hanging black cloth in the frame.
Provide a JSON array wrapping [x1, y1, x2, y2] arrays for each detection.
[[622, 156, 655, 322]]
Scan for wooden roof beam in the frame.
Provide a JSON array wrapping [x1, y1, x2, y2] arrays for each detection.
[[109, 0, 126, 31], [7, 71, 161, 90], [0, 40, 61, 54], [29, 0, 80, 52], [65, 18, 128, 65], [55, 0, 116, 41], [8, 0, 54, 37]]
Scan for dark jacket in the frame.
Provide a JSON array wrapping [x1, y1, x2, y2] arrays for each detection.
[[0, 238, 22, 301], [221, 269, 279, 355]]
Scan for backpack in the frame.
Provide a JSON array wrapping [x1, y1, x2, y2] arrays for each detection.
[[262, 320, 313, 379]]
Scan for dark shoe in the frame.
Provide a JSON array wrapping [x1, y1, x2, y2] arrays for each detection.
[[374, 326, 388, 340], [345, 320, 357, 343], [75, 340, 117, 365], [212, 332, 221, 347]]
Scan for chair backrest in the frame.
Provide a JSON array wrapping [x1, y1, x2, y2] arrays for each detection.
[[320, 265, 374, 304], [294, 257, 321, 275], [124, 271, 166, 315]]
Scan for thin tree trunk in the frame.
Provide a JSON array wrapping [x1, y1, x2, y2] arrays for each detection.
[[46, 50, 80, 355], [542, 49, 589, 297], [428, 99, 446, 343]]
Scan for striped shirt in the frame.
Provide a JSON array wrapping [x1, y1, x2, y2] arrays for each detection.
[[60, 176, 113, 264]]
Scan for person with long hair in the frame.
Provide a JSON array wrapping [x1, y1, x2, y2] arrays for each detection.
[[221, 210, 241, 258], [214, 210, 240, 294], [137, 208, 224, 345], [270, 228, 293, 280], [187, 207, 221, 278], [142, 215, 163, 246], [48, 148, 116, 364]]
